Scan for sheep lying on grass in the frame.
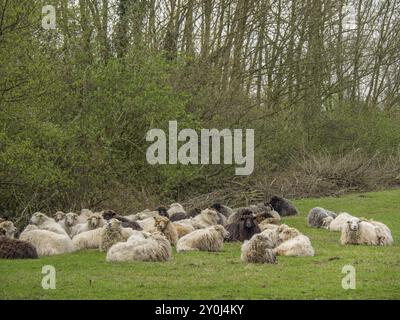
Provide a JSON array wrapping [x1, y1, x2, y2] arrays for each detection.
[[307, 207, 337, 228], [274, 234, 314, 257], [174, 209, 220, 230], [0, 235, 38, 259], [226, 211, 261, 242], [72, 224, 134, 250], [329, 212, 355, 231], [29, 212, 69, 236], [106, 231, 172, 262], [176, 225, 229, 252], [240, 233, 277, 264], [70, 212, 105, 237], [20, 225, 75, 256], [154, 216, 178, 246], [363, 219, 394, 245], [340, 217, 393, 246], [268, 196, 298, 216], [100, 219, 125, 252], [249, 224, 314, 258]]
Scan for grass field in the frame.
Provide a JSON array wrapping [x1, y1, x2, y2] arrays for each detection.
[[1, 189, 400, 300]]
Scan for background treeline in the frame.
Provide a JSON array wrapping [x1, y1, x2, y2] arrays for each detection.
[[1, 0, 400, 222]]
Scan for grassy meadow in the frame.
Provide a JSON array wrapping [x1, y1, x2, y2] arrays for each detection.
[[1, 189, 400, 300]]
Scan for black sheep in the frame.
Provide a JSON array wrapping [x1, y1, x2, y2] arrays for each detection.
[[226, 214, 261, 242], [102, 210, 142, 230], [0, 236, 38, 259], [169, 211, 187, 222], [157, 207, 169, 217], [268, 196, 299, 217]]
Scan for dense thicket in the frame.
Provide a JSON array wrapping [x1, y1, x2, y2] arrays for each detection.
[[1, 0, 400, 222]]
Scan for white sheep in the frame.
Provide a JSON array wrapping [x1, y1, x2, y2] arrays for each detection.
[[136, 217, 156, 232], [72, 225, 134, 250], [174, 208, 219, 230], [329, 212, 355, 232], [340, 218, 383, 246], [364, 219, 394, 245], [29, 212, 69, 236], [20, 225, 75, 256], [70, 212, 105, 237], [274, 234, 314, 256], [61, 212, 80, 237], [176, 225, 229, 252], [241, 233, 277, 264], [106, 231, 172, 262]]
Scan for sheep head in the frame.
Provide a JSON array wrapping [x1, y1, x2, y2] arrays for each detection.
[[0, 221, 17, 238], [214, 225, 229, 239], [106, 218, 122, 232], [87, 213, 103, 229], [102, 209, 117, 221], [30, 212, 48, 225], [53, 211, 65, 222], [240, 215, 257, 229], [210, 203, 223, 211], [65, 212, 79, 227], [154, 216, 170, 231], [347, 218, 361, 232], [157, 207, 169, 217]]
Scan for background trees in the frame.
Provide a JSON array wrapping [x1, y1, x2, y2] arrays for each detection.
[[1, 0, 400, 220]]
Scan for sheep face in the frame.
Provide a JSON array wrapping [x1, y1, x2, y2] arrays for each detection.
[[102, 210, 117, 221], [53, 211, 65, 222], [30, 212, 47, 225], [241, 215, 256, 229], [106, 218, 122, 231], [214, 225, 229, 239], [0, 221, 17, 238], [154, 216, 169, 231], [65, 212, 78, 226], [157, 207, 169, 217], [87, 214, 102, 228], [347, 218, 361, 232]]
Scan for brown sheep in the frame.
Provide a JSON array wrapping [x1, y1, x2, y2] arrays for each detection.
[[0, 235, 38, 259], [173, 223, 194, 238], [154, 216, 178, 246]]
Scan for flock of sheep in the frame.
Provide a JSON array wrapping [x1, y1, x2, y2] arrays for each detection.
[[0, 196, 394, 265]]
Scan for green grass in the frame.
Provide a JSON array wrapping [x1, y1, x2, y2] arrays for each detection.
[[1, 189, 400, 299]]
